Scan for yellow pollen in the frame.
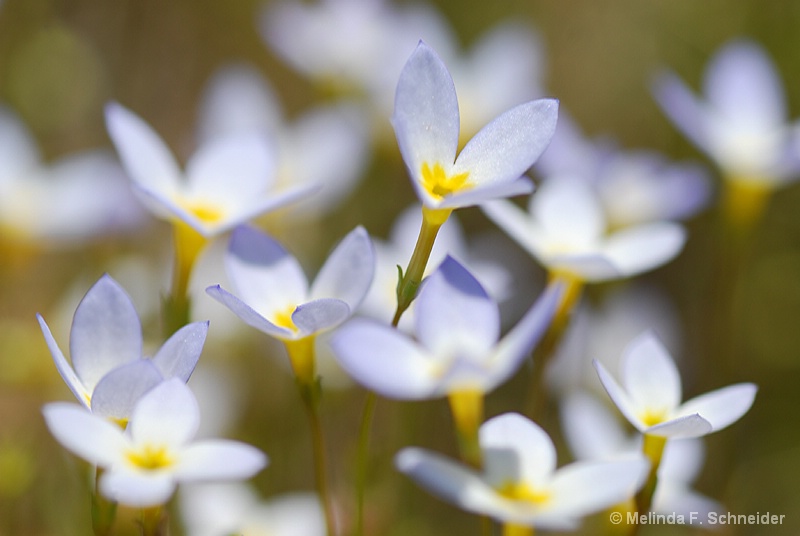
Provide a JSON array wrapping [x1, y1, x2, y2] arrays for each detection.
[[497, 481, 551, 505], [639, 408, 668, 427], [420, 162, 471, 201], [182, 201, 225, 224], [273, 305, 298, 332], [126, 445, 174, 471]]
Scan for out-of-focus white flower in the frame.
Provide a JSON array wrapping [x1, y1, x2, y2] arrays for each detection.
[[482, 177, 686, 283], [43, 379, 266, 508], [396, 412, 647, 529], [0, 106, 144, 246], [37, 275, 207, 422], [653, 39, 800, 187], [393, 41, 557, 212], [197, 63, 370, 220], [359, 205, 511, 328], [105, 102, 315, 238], [594, 331, 757, 439], [331, 256, 558, 399], [537, 112, 711, 228], [561, 392, 724, 519], [181, 483, 324, 536]]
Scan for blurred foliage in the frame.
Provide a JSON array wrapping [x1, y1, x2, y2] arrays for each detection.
[[1, 0, 800, 535]]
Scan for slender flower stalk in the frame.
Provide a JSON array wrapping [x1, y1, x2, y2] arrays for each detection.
[[504, 524, 534, 536]]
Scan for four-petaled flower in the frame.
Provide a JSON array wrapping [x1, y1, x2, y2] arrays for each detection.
[[594, 331, 757, 438], [43, 379, 267, 507], [393, 41, 558, 212], [396, 412, 647, 529], [37, 275, 207, 423]]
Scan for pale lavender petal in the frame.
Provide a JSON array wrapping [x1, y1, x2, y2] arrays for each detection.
[[310, 226, 374, 308], [532, 177, 605, 246], [100, 470, 176, 508], [152, 321, 209, 381], [560, 392, 631, 461], [174, 440, 267, 481], [104, 102, 182, 197], [224, 226, 308, 314], [651, 71, 712, 155], [481, 199, 544, 259], [291, 298, 351, 336], [129, 379, 200, 448], [621, 331, 682, 414], [646, 414, 713, 438], [439, 177, 534, 210], [330, 319, 439, 399], [395, 447, 507, 518], [674, 383, 757, 432], [603, 222, 686, 278], [392, 41, 460, 188], [70, 275, 143, 391], [547, 254, 620, 282], [546, 459, 647, 519], [593, 359, 646, 432], [453, 99, 558, 186], [36, 314, 89, 408], [415, 256, 499, 356], [91, 360, 164, 420], [481, 413, 555, 488], [42, 403, 127, 467], [206, 285, 293, 340]]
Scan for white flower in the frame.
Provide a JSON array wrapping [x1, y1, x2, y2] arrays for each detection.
[[206, 225, 374, 342], [331, 256, 558, 399], [396, 412, 647, 529], [196, 63, 370, 220], [181, 483, 324, 536], [393, 41, 558, 211], [37, 274, 207, 421], [560, 392, 723, 520], [0, 105, 143, 246], [104, 102, 315, 237], [43, 379, 266, 508], [653, 38, 800, 185], [594, 331, 757, 438], [482, 177, 686, 282]]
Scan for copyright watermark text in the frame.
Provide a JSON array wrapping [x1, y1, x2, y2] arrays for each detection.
[[609, 511, 786, 526]]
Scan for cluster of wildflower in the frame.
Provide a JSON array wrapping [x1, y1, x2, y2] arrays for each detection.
[[27, 1, 786, 535]]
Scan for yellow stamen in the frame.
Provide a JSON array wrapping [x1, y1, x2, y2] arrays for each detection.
[[126, 445, 174, 471], [420, 162, 471, 201], [497, 481, 551, 505]]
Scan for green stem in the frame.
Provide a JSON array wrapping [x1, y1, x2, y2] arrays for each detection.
[[91, 468, 117, 536], [354, 391, 377, 536], [140, 506, 167, 536], [633, 434, 667, 525], [287, 339, 337, 536]]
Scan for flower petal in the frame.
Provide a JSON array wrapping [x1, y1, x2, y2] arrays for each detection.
[[205, 285, 294, 340], [100, 469, 176, 508], [36, 313, 90, 408], [532, 177, 605, 247], [42, 402, 127, 467], [440, 177, 534, 210], [646, 414, 713, 439], [392, 41, 459, 192], [395, 447, 506, 518], [224, 225, 308, 315], [291, 298, 351, 336], [129, 379, 200, 449], [415, 256, 499, 357], [674, 383, 757, 433], [620, 331, 682, 415], [480, 413, 555, 488], [152, 321, 209, 382], [70, 275, 143, 391], [330, 319, 439, 399], [602, 223, 686, 278], [91, 360, 164, 421], [593, 359, 646, 432], [310, 226, 374, 308], [453, 99, 558, 186], [104, 102, 182, 199], [174, 440, 267, 481], [480, 199, 544, 260], [651, 71, 712, 156]]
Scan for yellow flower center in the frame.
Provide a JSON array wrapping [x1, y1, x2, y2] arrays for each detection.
[[639, 408, 669, 427], [497, 481, 551, 505], [273, 305, 298, 332], [184, 201, 225, 224], [126, 445, 174, 471], [420, 162, 471, 201]]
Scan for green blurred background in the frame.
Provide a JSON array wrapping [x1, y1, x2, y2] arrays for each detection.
[[1, 0, 800, 535]]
